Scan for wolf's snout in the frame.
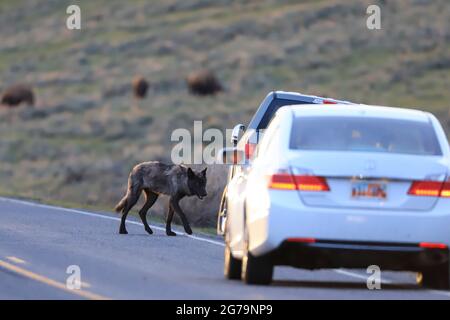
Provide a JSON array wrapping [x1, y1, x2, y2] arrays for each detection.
[[198, 192, 207, 200]]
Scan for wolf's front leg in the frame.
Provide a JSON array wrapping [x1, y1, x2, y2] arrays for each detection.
[[170, 198, 193, 235]]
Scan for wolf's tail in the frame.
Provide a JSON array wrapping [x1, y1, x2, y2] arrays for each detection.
[[115, 170, 140, 213], [114, 195, 128, 213]]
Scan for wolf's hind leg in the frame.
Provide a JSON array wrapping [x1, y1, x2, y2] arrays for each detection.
[[165, 205, 176, 236], [119, 187, 141, 234], [139, 189, 158, 235]]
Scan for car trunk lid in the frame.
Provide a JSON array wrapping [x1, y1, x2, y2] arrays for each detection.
[[288, 152, 448, 211]]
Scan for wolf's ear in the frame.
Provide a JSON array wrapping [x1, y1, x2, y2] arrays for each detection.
[[201, 167, 207, 176], [187, 167, 195, 179]]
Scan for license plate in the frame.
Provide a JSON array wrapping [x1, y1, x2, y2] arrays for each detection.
[[351, 180, 387, 199]]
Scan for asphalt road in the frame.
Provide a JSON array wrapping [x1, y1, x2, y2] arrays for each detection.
[[1, 197, 449, 300]]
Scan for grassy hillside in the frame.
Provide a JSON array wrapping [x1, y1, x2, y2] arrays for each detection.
[[0, 0, 449, 226]]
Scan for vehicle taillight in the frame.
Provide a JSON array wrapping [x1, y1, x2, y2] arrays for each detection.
[[268, 173, 329, 191], [408, 181, 441, 197], [419, 242, 448, 249], [293, 175, 330, 192], [440, 181, 450, 197], [245, 142, 256, 159], [267, 173, 296, 190], [287, 237, 316, 243], [323, 100, 337, 104], [408, 180, 450, 197]]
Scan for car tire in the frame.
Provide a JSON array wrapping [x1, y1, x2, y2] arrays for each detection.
[[224, 243, 242, 280], [241, 229, 273, 285], [418, 262, 450, 290]]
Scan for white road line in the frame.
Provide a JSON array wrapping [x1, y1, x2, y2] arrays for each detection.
[[6, 256, 26, 264], [0, 197, 224, 246], [2, 197, 450, 298], [333, 269, 392, 284], [428, 290, 450, 298], [334, 269, 450, 299]]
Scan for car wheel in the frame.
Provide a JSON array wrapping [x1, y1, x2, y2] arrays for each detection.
[[241, 228, 273, 285], [418, 262, 450, 290], [224, 243, 242, 280]]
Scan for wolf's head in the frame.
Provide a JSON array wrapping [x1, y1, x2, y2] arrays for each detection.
[[187, 167, 207, 199]]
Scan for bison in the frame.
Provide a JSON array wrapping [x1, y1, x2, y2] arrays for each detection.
[[1, 84, 35, 107], [132, 76, 149, 99], [186, 70, 222, 96]]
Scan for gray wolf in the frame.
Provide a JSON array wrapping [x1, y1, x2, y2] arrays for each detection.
[[115, 161, 207, 236]]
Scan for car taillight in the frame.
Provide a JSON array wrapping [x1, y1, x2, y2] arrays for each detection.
[[408, 181, 441, 197], [267, 173, 296, 190], [323, 100, 337, 104], [419, 242, 448, 249], [440, 181, 450, 197], [268, 173, 329, 191], [408, 180, 450, 197], [287, 237, 316, 243], [293, 175, 330, 191], [245, 142, 256, 159]]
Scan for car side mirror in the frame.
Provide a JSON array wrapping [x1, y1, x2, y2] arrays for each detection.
[[218, 147, 245, 164], [231, 124, 245, 146]]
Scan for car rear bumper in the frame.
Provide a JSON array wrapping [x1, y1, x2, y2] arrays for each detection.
[[272, 239, 449, 271], [246, 191, 450, 258]]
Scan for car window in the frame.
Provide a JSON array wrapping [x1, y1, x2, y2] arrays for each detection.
[[290, 116, 442, 156], [257, 99, 310, 130]]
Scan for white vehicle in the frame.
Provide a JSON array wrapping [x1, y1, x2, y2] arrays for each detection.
[[223, 104, 450, 288]]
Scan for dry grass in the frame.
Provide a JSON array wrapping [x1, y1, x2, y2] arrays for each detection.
[[1, 0, 450, 226]]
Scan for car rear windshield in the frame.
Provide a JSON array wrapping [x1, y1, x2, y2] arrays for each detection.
[[290, 116, 442, 156]]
